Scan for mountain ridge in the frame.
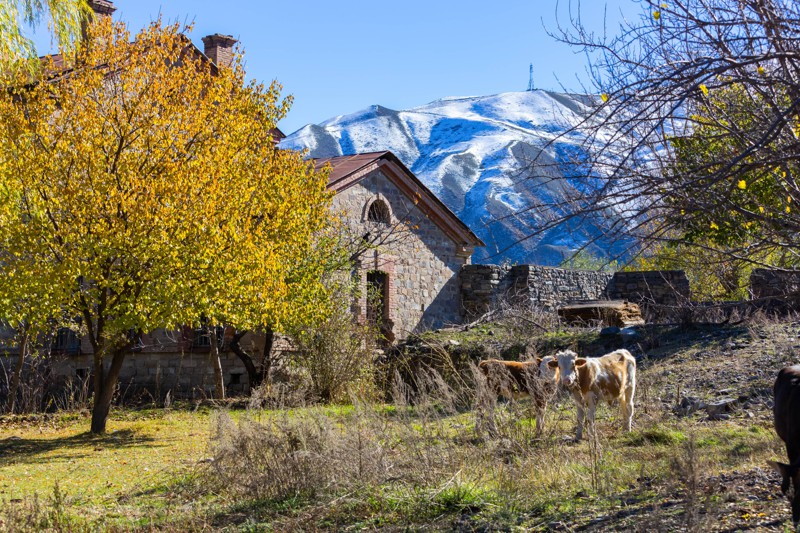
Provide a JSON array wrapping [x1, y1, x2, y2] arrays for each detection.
[[281, 89, 629, 265]]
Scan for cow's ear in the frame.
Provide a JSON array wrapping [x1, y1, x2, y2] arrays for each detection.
[[575, 358, 587, 367], [547, 360, 558, 369]]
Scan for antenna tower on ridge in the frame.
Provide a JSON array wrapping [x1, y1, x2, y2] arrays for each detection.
[[527, 63, 534, 91]]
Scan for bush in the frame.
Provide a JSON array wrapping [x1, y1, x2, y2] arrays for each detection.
[[291, 304, 379, 404]]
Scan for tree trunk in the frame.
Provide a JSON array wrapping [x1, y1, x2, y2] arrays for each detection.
[[209, 328, 225, 400], [229, 327, 274, 390], [90, 348, 127, 434], [260, 327, 275, 385], [229, 330, 260, 388], [6, 330, 27, 414]]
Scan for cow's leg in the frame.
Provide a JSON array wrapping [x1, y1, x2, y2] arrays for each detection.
[[535, 401, 546, 435], [622, 393, 634, 432], [624, 375, 636, 432]]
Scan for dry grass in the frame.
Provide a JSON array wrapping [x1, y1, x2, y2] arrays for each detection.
[[0, 315, 796, 531]]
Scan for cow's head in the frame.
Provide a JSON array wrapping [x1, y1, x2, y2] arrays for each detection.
[[769, 460, 800, 527], [549, 350, 586, 389]]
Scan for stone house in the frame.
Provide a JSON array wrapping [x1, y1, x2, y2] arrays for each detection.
[[318, 151, 484, 340]]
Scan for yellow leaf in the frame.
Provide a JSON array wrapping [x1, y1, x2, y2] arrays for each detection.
[[759, 206, 765, 213], [601, 93, 609, 103], [710, 221, 719, 230], [737, 180, 746, 190], [757, 65, 766, 75], [653, 11, 661, 20], [699, 84, 708, 97]]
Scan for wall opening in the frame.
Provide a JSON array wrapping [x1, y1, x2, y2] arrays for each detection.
[[367, 199, 391, 224]]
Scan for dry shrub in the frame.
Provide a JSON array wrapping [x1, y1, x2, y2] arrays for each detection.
[[0, 483, 78, 533], [291, 308, 379, 404], [208, 402, 394, 501], [0, 355, 60, 414], [205, 363, 669, 528]]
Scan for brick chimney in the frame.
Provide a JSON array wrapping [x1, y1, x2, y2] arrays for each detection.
[[81, 0, 115, 44], [202, 34, 238, 69], [88, 0, 116, 21]]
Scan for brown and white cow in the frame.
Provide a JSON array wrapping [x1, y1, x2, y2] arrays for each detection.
[[769, 365, 800, 528], [549, 349, 636, 440], [478, 356, 559, 433]]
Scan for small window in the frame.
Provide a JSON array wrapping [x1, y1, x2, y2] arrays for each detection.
[[367, 200, 391, 224], [192, 325, 225, 349], [53, 328, 80, 355]]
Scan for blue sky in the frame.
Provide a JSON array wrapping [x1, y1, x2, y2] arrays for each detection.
[[31, 0, 643, 134]]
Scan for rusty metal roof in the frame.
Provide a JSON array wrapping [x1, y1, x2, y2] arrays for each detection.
[[314, 152, 390, 185]]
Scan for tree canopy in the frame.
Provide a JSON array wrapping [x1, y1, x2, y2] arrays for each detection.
[[0, 17, 337, 432], [536, 0, 800, 268]]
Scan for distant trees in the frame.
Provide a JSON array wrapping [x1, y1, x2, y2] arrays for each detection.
[[0, 18, 337, 432], [535, 0, 800, 271]]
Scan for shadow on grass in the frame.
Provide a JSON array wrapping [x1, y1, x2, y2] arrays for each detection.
[[0, 428, 157, 466]]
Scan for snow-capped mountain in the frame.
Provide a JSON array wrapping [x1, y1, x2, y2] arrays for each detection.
[[281, 90, 632, 265]]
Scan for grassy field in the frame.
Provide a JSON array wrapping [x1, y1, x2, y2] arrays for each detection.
[[0, 318, 797, 531]]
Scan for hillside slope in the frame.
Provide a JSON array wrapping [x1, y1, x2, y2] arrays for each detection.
[[281, 90, 633, 265]]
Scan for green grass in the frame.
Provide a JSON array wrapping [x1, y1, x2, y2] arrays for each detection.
[[0, 409, 209, 504], [0, 321, 794, 531]]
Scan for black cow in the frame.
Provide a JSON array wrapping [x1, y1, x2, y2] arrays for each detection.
[[770, 365, 800, 528]]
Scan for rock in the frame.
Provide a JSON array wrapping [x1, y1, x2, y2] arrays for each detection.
[[705, 397, 739, 416], [447, 339, 461, 347], [676, 396, 705, 416], [557, 300, 645, 328], [707, 413, 731, 421]]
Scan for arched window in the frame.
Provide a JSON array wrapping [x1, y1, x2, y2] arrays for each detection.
[[367, 199, 391, 224]]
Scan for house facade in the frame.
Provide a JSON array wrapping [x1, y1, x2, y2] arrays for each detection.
[[320, 151, 483, 340]]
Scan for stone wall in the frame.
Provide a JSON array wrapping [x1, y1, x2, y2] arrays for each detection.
[[750, 268, 800, 299], [460, 265, 691, 319], [460, 264, 613, 318], [605, 271, 691, 306], [0, 329, 272, 401], [514, 265, 614, 309]]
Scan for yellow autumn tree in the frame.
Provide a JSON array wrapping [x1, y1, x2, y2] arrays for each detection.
[[0, 17, 337, 433]]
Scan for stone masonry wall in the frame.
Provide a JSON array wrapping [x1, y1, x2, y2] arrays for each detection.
[[461, 265, 691, 319], [750, 268, 800, 299], [460, 264, 613, 318], [605, 270, 691, 306], [331, 169, 473, 337]]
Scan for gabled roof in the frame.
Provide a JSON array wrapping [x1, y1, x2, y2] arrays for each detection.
[[315, 151, 484, 249]]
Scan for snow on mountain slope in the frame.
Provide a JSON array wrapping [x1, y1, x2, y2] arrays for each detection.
[[281, 90, 632, 265]]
